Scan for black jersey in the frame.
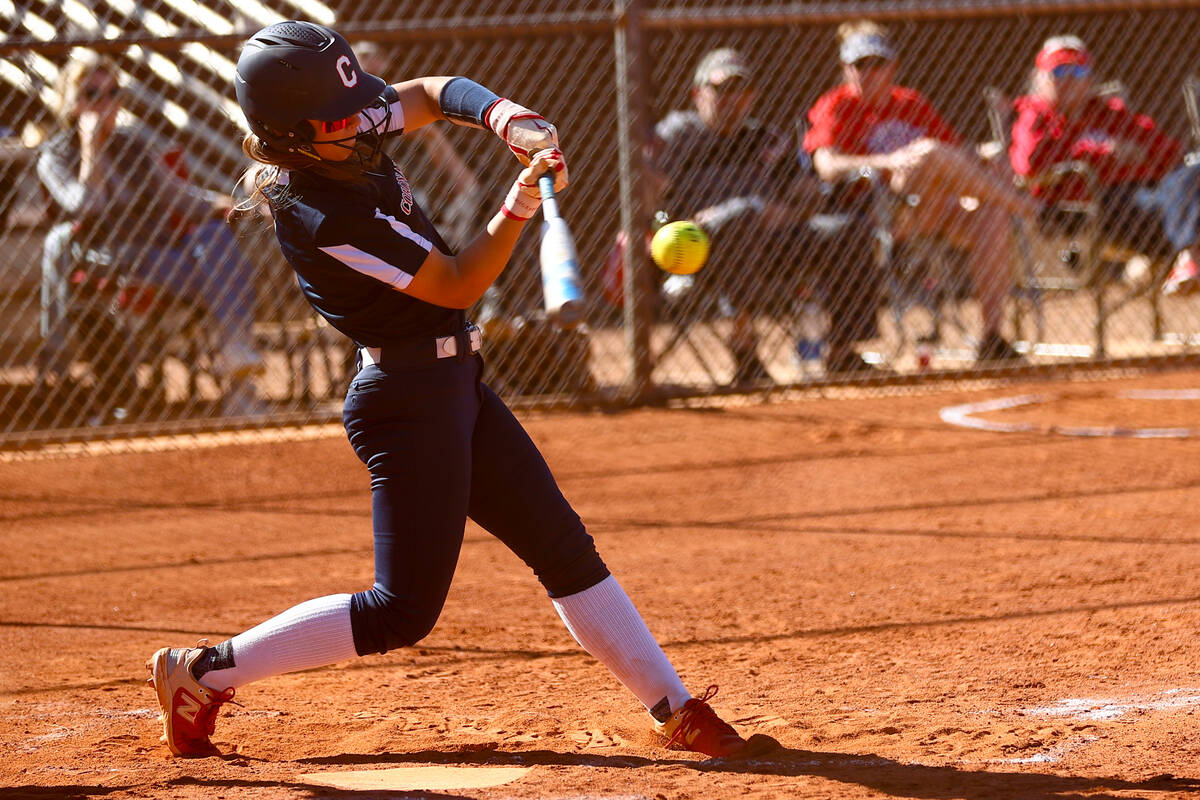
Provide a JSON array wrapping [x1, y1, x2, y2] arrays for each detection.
[[269, 93, 461, 347]]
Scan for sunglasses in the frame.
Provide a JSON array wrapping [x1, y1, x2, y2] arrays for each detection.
[[707, 81, 755, 97], [850, 56, 892, 71], [1050, 64, 1091, 80], [82, 85, 120, 101], [319, 114, 359, 134]]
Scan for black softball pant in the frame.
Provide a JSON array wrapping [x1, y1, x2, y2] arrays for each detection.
[[342, 353, 609, 656]]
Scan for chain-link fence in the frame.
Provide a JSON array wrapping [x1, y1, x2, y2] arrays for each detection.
[[2, 1, 1199, 449]]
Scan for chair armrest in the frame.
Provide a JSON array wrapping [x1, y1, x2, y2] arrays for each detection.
[[1026, 159, 1101, 198]]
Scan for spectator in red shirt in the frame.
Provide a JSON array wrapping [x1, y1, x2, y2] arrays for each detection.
[[805, 20, 1040, 362], [1010, 35, 1200, 295]]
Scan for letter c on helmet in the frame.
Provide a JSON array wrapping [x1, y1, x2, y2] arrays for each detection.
[[336, 55, 358, 88]]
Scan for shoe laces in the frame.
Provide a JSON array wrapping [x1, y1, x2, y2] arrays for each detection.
[[665, 685, 737, 750], [194, 687, 238, 737]]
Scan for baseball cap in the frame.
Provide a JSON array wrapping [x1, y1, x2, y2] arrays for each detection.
[[1036, 35, 1091, 71], [839, 32, 896, 65], [693, 48, 752, 88]]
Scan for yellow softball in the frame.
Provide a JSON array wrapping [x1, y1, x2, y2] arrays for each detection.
[[651, 220, 710, 275]]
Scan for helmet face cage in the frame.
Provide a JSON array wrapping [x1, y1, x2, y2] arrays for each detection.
[[314, 95, 393, 169], [235, 21, 387, 161]]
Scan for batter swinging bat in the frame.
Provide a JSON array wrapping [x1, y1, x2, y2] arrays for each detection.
[[538, 173, 585, 329]]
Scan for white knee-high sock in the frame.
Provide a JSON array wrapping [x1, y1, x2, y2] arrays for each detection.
[[552, 575, 691, 720], [197, 594, 358, 692]]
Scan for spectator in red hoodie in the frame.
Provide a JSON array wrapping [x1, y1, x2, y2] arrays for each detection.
[[804, 20, 1040, 362], [1010, 34, 1200, 295]]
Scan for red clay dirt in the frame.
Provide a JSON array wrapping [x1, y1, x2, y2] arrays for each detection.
[[3, 369, 1200, 799]]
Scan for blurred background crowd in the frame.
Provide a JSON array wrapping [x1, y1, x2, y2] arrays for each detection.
[[1, 0, 1198, 447]]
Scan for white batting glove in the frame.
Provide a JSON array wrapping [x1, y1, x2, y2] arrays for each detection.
[[501, 148, 567, 220], [522, 147, 568, 193], [486, 99, 560, 164]]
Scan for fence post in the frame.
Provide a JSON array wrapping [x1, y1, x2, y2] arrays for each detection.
[[614, 0, 654, 401]]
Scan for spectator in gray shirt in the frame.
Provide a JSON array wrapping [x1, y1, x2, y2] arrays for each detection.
[[651, 48, 883, 382], [38, 51, 261, 413]]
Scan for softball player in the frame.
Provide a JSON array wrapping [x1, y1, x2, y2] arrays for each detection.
[[146, 21, 775, 761]]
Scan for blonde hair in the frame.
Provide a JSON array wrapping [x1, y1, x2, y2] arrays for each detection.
[[55, 49, 121, 123], [237, 134, 306, 214], [837, 20, 888, 44]]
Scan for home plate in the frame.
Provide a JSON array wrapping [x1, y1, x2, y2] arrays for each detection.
[[298, 765, 532, 791]]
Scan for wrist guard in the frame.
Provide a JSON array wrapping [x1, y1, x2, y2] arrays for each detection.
[[501, 178, 542, 220], [439, 77, 502, 129]]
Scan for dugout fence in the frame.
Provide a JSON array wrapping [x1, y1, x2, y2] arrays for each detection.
[[1, 1, 1199, 450]]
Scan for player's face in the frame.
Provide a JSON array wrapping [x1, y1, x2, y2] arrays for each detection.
[[307, 113, 363, 161], [694, 79, 757, 134], [845, 57, 896, 105], [1038, 63, 1093, 111]]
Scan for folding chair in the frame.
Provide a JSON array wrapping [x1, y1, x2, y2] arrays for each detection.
[[852, 165, 1036, 366], [63, 237, 218, 422], [984, 84, 1172, 358]]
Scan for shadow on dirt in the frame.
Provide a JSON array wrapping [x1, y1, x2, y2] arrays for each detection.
[[0, 787, 131, 799], [296, 745, 1200, 800], [0, 778, 474, 800]]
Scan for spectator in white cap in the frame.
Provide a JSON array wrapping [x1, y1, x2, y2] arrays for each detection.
[[804, 20, 1040, 362]]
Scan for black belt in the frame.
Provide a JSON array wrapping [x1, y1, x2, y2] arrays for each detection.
[[360, 324, 483, 368]]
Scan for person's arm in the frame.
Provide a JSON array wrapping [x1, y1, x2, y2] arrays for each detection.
[[349, 76, 567, 307], [404, 149, 564, 308], [1045, 98, 1175, 181], [386, 76, 454, 132], [1010, 103, 1075, 179], [806, 98, 902, 183], [36, 133, 109, 217], [382, 76, 560, 167], [812, 91, 959, 184], [811, 147, 898, 184], [805, 92, 895, 183]]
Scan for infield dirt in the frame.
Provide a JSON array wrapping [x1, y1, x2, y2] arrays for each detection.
[[3, 369, 1200, 799]]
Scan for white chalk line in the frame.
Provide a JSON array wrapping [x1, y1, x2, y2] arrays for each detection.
[[940, 389, 1200, 438], [1021, 687, 1200, 721], [981, 688, 1200, 765]]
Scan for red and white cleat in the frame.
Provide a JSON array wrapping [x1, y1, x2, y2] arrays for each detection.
[[145, 642, 236, 757], [654, 685, 779, 759]]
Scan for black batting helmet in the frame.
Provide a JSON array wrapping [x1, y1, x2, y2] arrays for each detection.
[[235, 21, 386, 155]]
